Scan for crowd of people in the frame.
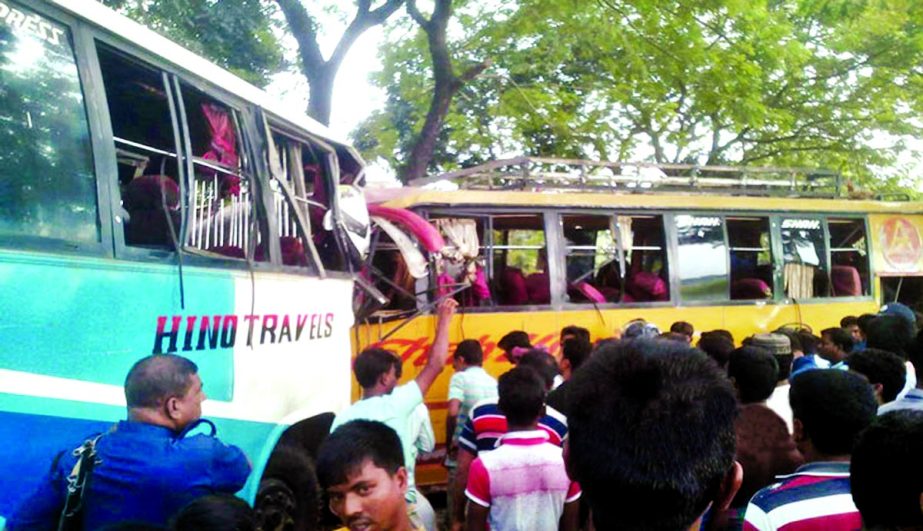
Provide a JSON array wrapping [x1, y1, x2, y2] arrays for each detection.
[[7, 298, 923, 531]]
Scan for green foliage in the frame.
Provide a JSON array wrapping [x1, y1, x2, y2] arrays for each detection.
[[99, 0, 284, 87], [355, 0, 923, 190]]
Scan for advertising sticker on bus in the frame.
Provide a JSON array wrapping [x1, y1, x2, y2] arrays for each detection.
[[873, 216, 923, 274]]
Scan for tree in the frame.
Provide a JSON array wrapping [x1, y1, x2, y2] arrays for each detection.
[[399, 0, 491, 182], [355, 0, 922, 189], [275, 0, 404, 125], [100, 0, 284, 87]]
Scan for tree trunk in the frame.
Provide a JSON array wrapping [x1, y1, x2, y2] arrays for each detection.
[[400, 6, 457, 183], [402, 80, 456, 182], [307, 66, 336, 126]]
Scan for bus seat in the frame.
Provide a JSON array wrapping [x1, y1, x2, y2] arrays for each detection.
[[525, 272, 550, 304], [123, 175, 180, 247], [499, 268, 529, 305], [731, 278, 772, 299], [279, 236, 307, 266], [625, 271, 668, 302], [831, 265, 861, 296]]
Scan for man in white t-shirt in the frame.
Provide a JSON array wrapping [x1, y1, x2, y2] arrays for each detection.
[[331, 298, 457, 531]]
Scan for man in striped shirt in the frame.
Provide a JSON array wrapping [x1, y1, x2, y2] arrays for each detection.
[[743, 370, 877, 531], [450, 350, 566, 531], [465, 367, 580, 531]]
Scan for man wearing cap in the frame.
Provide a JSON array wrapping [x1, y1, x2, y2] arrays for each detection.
[[750, 333, 796, 434]]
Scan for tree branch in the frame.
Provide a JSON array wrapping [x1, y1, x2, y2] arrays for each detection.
[[275, 0, 325, 76], [406, 0, 431, 32]]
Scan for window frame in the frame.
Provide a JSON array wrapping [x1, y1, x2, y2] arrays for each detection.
[[672, 212, 732, 304], [264, 115, 353, 279], [0, 2, 113, 257]]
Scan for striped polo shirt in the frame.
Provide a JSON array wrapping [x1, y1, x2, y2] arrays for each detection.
[[465, 430, 581, 531], [448, 367, 499, 443], [458, 399, 568, 455], [743, 462, 861, 531]]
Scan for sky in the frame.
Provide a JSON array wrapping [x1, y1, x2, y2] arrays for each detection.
[[264, 15, 396, 184]]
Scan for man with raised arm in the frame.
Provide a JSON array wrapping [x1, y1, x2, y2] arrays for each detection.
[[8, 354, 250, 529], [331, 298, 458, 531]]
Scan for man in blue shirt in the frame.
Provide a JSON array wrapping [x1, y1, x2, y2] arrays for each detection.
[[8, 354, 250, 529]]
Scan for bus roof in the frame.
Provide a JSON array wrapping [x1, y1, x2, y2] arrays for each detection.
[[372, 187, 923, 215], [49, 0, 363, 168]]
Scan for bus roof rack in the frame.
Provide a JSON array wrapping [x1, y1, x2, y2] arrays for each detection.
[[410, 157, 846, 198]]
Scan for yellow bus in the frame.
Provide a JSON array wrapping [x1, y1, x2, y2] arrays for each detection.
[[353, 158, 923, 487]]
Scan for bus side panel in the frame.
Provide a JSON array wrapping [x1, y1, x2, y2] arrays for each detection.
[[0, 250, 235, 400], [352, 300, 877, 487], [868, 214, 923, 276], [0, 249, 355, 515]]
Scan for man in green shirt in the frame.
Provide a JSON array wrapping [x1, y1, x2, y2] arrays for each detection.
[[331, 298, 457, 531]]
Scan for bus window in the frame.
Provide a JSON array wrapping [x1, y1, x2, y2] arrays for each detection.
[[828, 218, 869, 297], [781, 217, 829, 299], [491, 214, 548, 306], [270, 131, 346, 271], [728, 217, 773, 300], [0, 8, 99, 243], [369, 231, 418, 313], [562, 215, 619, 303], [265, 131, 323, 269], [98, 45, 182, 250], [181, 84, 260, 261], [620, 215, 670, 302], [676, 215, 729, 302]]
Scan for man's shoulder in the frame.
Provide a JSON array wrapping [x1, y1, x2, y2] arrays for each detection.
[[748, 469, 851, 512]]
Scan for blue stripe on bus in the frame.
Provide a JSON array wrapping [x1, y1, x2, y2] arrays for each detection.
[[0, 402, 278, 518], [0, 253, 235, 401]]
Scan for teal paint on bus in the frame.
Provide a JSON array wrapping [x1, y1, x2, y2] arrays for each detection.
[[0, 250, 236, 401]]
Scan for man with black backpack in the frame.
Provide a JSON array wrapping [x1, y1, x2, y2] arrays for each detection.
[[7, 354, 250, 530]]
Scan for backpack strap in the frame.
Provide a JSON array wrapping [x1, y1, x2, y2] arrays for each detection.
[[56, 433, 104, 531]]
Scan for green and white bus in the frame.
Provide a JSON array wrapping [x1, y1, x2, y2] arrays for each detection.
[[0, 0, 370, 519]]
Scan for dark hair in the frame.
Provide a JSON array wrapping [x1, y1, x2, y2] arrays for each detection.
[[866, 315, 915, 360], [256, 445, 321, 531], [798, 331, 820, 355], [125, 355, 198, 409], [568, 339, 738, 531], [659, 332, 689, 343], [850, 410, 923, 528], [709, 329, 734, 345], [857, 313, 876, 334], [170, 494, 256, 531], [840, 315, 858, 328], [562, 338, 592, 372], [847, 349, 907, 403], [353, 348, 401, 389], [498, 331, 532, 353], [728, 346, 779, 404], [697, 332, 735, 369], [789, 370, 877, 456], [454, 339, 484, 366], [316, 420, 404, 489], [821, 327, 854, 353], [670, 321, 694, 337], [498, 367, 546, 426], [560, 325, 590, 343], [517, 349, 558, 390]]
